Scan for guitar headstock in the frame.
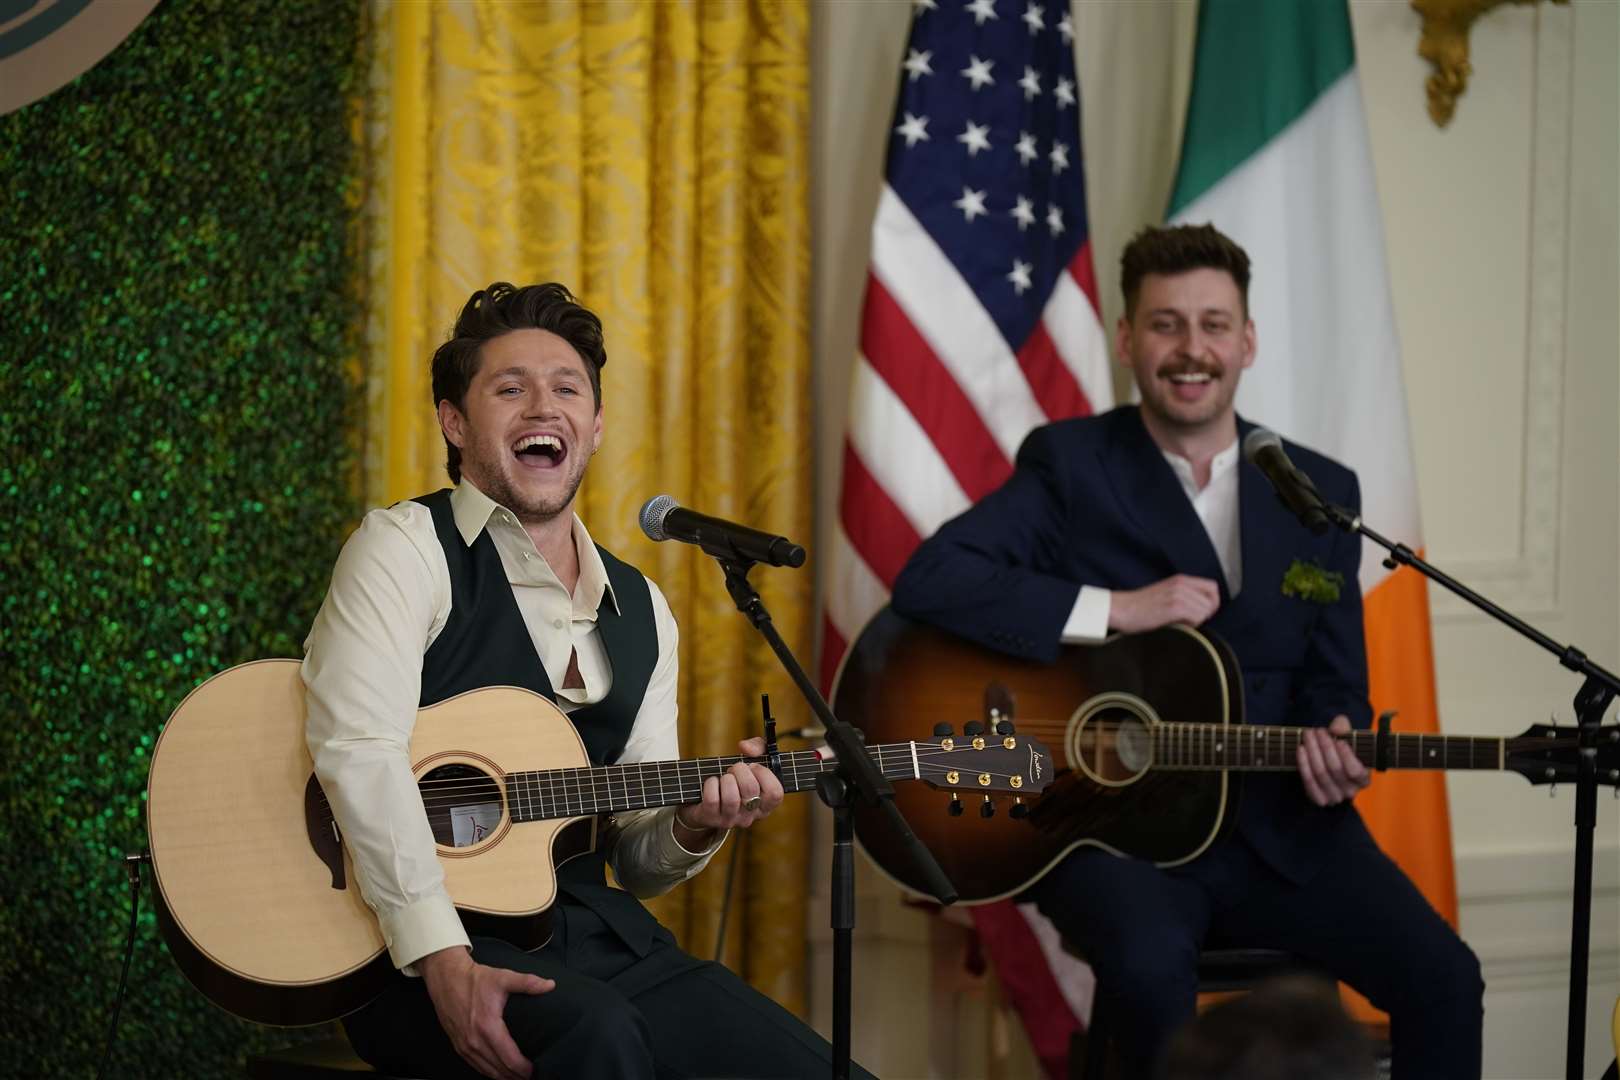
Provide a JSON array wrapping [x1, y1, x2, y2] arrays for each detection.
[[1506, 723, 1620, 788], [914, 727, 1055, 818]]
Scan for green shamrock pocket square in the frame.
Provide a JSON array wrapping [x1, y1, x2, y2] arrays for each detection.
[[1281, 559, 1344, 604]]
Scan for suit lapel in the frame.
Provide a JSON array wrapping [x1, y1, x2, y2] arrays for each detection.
[[1100, 409, 1228, 595]]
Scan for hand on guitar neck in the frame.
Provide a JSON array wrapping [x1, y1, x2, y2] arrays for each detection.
[[671, 736, 785, 849], [418, 945, 554, 1080], [1299, 715, 1371, 807]]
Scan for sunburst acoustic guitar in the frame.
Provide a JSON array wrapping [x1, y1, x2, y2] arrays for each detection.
[[145, 659, 1053, 1026], [830, 607, 1620, 903]]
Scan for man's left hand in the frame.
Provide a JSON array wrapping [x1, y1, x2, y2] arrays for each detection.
[[673, 737, 784, 847], [1297, 715, 1370, 807]]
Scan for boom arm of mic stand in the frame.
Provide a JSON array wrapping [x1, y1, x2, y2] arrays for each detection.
[[1319, 501, 1620, 694], [716, 559, 958, 906]]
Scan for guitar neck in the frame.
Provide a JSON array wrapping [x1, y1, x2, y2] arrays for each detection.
[[503, 744, 917, 823], [1152, 723, 1508, 773]]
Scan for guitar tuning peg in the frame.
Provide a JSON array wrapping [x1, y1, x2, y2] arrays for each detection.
[[933, 723, 954, 737], [964, 721, 985, 737], [979, 796, 995, 819], [1010, 799, 1029, 820], [996, 720, 1015, 736], [948, 794, 964, 818]]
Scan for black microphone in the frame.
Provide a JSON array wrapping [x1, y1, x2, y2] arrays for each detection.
[[1242, 427, 1330, 534], [638, 495, 807, 568]]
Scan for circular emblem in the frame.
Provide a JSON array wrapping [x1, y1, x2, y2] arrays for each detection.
[[1, 0, 161, 117]]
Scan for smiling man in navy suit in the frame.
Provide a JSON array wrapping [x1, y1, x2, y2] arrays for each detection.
[[891, 224, 1483, 1079]]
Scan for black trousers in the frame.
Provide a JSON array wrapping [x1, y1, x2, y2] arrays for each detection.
[[345, 903, 872, 1080], [1031, 818, 1484, 1080]]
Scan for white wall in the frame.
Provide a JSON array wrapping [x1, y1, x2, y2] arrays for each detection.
[[809, 2, 1620, 1077]]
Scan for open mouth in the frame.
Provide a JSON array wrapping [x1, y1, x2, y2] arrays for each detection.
[[513, 433, 566, 468], [1161, 367, 1218, 400]]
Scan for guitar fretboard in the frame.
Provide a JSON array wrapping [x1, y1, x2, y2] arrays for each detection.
[[503, 744, 918, 823], [1147, 723, 1505, 772]]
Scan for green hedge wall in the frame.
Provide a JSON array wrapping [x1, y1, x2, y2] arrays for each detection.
[[1, 1, 364, 1074]]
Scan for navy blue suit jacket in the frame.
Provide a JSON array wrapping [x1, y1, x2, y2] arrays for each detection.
[[891, 406, 1373, 882]]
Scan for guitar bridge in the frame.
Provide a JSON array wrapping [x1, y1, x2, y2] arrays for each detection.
[[304, 774, 346, 891]]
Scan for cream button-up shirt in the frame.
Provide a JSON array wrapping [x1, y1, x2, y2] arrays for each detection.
[[302, 481, 723, 972], [1061, 438, 1243, 641]]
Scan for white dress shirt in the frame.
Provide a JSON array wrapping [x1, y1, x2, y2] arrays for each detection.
[[302, 480, 723, 972], [1061, 439, 1243, 641]]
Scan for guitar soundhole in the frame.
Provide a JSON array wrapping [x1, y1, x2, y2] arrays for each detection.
[[421, 764, 504, 848], [1073, 709, 1153, 785]]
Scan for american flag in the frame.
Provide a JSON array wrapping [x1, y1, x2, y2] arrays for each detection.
[[821, 1, 1112, 1075]]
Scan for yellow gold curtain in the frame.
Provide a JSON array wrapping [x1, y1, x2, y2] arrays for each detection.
[[358, 0, 812, 1014]]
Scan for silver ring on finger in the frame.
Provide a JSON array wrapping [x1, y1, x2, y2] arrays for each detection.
[[744, 795, 762, 811]]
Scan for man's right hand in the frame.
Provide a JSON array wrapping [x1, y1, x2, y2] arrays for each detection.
[[1108, 574, 1221, 634], [417, 946, 555, 1080]]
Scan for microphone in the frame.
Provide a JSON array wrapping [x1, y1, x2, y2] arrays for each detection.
[[638, 495, 807, 568], [1242, 427, 1330, 533]]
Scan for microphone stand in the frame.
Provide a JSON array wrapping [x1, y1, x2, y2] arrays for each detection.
[[1315, 501, 1619, 1080], [712, 554, 957, 1080]]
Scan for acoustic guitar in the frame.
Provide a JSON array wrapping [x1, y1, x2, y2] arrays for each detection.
[[145, 658, 1053, 1026], [830, 608, 1620, 904]]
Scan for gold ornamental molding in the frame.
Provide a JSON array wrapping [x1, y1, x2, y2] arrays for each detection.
[[1412, 0, 1568, 127]]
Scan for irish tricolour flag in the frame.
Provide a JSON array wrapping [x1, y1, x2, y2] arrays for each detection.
[[1168, 0, 1458, 942]]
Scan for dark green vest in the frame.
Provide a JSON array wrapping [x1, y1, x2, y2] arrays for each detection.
[[413, 489, 664, 954]]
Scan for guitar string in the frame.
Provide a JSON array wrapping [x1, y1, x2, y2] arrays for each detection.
[[355, 761, 1039, 814], [309, 726, 1563, 817], [921, 719, 1551, 773], [309, 745, 1041, 816]]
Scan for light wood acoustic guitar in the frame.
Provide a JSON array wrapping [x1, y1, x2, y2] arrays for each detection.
[[145, 658, 1053, 1026], [830, 608, 1620, 904]]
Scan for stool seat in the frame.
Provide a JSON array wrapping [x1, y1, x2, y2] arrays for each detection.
[[247, 1036, 416, 1080]]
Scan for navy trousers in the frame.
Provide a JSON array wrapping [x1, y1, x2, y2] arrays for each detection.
[[345, 902, 871, 1080], [1031, 819, 1483, 1080]]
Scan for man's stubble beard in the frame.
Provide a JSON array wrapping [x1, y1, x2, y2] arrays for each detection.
[[462, 446, 589, 527]]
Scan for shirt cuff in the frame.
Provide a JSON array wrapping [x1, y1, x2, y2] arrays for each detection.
[[381, 892, 472, 975], [667, 806, 728, 860], [1061, 586, 1111, 642]]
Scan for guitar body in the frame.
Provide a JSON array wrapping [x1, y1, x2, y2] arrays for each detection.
[[146, 659, 594, 1025], [832, 609, 1245, 902]]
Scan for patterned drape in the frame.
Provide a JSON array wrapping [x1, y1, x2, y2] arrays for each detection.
[[358, 0, 813, 1014]]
